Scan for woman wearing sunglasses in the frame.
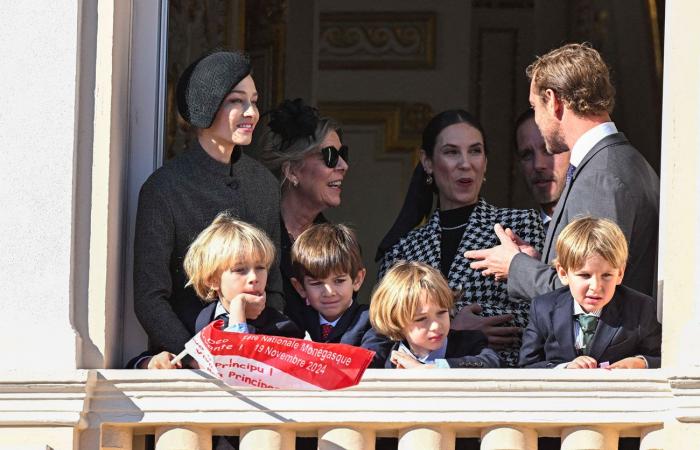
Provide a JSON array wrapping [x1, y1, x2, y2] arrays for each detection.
[[133, 51, 299, 369], [378, 109, 545, 367], [259, 98, 349, 328]]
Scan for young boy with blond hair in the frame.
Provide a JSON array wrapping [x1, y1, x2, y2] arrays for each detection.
[[370, 261, 500, 369], [290, 223, 392, 367], [519, 216, 661, 369], [132, 213, 301, 369]]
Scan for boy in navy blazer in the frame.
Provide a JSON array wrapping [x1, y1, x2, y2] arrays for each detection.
[[290, 223, 392, 368], [370, 261, 501, 369], [519, 216, 661, 369], [130, 213, 302, 369]]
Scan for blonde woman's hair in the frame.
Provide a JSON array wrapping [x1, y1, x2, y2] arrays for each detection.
[[553, 216, 628, 273], [183, 213, 275, 301], [369, 261, 454, 341], [291, 223, 364, 280], [258, 119, 342, 189], [526, 42, 615, 116]]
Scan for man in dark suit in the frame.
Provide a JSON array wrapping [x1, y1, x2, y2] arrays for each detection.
[[466, 43, 659, 300]]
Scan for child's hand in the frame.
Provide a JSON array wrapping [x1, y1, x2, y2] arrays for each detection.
[[390, 350, 427, 369], [227, 292, 266, 322], [242, 292, 266, 319], [609, 357, 647, 369], [566, 355, 598, 369], [142, 351, 182, 369]]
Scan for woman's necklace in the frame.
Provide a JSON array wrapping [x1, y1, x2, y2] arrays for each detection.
[[440, 222, 469, 231]]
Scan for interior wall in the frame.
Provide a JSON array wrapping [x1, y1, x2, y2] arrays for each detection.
[[317, 0, 473, 296]]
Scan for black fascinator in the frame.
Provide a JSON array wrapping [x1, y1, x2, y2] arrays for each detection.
[[267, 98, 319, 145]]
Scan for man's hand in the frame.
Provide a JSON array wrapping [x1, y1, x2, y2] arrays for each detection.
[[451, 303, 520, 349], [504, 228, 540, 259], [390, 350, 430, 369], [566, 355, 598, 369], [609, 357, 647, 369], [464, 224, 523, 281]]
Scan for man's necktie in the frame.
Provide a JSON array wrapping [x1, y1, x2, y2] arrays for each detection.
[[320, 323, 334, 340], [566, 164, 576, 184], [576, 314, 599, 355]]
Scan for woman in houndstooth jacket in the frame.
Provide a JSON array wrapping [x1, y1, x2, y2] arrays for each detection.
[[378, 110, 545, 366]]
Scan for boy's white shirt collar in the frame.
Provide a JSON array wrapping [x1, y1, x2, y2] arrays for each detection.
[[319, 301, 352, 327], [570, 122, 617, 167], [397, 339, 448, 364], [573, 300, 603, 317], [214, 300, 228, 318]]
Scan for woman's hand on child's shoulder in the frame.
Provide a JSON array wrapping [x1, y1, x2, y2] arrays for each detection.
[[141, 351, 182, 370]]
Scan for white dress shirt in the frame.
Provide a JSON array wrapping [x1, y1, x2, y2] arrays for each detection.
[[569, 122, 618, 168]]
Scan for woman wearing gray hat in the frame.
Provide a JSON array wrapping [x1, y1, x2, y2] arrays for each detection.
[[258, 99, 349, 328], [133, 51, 299, 367]]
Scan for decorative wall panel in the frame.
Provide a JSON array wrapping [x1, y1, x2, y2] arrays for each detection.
[[319, 12, 435, 70]]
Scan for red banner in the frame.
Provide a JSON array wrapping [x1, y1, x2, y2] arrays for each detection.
[[184, 320, 375, 390]]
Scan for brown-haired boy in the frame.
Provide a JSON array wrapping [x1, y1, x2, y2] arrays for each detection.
[[519, 216, 661, 368], [290, 223, 392, 367]]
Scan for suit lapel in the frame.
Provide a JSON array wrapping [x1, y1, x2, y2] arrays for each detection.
[[550, 292, 577, 360], [450, 199, 491, 281], [588, 298, 623, 361], [423, 211, 443, 272], [195, 302, 217, 333], [326, 302, 360, 341], [301, 306, 322, 341], [542, 133, 629, 263]]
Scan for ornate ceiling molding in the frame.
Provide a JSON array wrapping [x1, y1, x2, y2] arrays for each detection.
[[319, 12, 435, 70], [319, 102, 432, 153]]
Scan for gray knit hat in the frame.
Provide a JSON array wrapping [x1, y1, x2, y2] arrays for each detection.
[[176, 50, 252, 129]]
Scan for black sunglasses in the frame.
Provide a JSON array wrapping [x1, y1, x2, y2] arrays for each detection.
[[320, 145, 349, 168]]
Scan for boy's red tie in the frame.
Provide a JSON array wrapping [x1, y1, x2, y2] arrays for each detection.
[[320, 324, 333, 340]]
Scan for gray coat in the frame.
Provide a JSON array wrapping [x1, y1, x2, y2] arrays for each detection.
[[133, 143, 284, 354], [508, 132, 659, 300]]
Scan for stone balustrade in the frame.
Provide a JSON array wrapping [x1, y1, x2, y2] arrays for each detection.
[[4, 369, 700, 449]]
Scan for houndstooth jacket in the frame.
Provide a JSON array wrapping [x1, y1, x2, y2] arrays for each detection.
[[379, 198, 545, 367]]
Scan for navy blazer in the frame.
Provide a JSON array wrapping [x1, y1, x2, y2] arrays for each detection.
[[519, 285, 661, 368], [300, 301, 393, 368], [383, 329, 502, 368], [194, 302, 304, 338]]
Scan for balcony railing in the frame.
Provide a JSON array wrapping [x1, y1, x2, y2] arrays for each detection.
[[6, 369, 700, 449]]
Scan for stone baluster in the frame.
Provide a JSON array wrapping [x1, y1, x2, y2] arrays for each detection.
[[240, 427, 294, 450], [100, 425, 133, 450], [155, 426, 211, 450], [481, 426, 537, 450], [318, 426, 375, 450], [398, 426, 454, 450], [640, 425, 664, 450], [560, 426, 618, 450]]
